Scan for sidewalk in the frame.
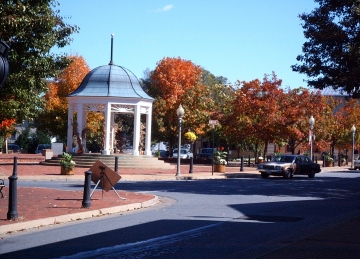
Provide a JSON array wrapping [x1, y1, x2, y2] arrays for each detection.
[[1, 161, 360, 258]]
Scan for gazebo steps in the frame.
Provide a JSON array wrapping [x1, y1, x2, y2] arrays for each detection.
[[40, 153, 175, 170]]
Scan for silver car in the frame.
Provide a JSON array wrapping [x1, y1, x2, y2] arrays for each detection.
[[257, 154, 321, 179], [353, 156, 360, 169], [173, 148, 193, 159]]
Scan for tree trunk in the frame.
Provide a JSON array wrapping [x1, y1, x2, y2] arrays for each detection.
[[263, 142, 268, 158]]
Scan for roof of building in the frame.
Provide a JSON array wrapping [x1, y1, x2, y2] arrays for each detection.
[[68, 64, 154, 100]]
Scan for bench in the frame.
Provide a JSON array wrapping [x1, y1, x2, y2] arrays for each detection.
[[0, 179, 4, 198]]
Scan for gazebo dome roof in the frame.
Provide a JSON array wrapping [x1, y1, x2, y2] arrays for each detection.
[[68, 64, 153, 100]]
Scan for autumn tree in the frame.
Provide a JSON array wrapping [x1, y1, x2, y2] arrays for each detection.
[[148, 57, 213, 151], [0, 118, 16, 152], [281, 88, 334, 154], [0, 1, 79, 123], [333, 98, 360, 154], [224, 73, 285, 159], [35, 55, 90, 141], [292, 0, 360, 96]]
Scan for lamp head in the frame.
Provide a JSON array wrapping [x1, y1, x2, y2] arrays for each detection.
[[351, 125, 356, 133], [309, 115, 315, 127], [177, 104, 184, 118]]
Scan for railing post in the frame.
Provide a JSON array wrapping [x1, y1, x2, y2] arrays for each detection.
[[114, 156, 119, 174], [189, 156, 194, 174], [82, 170, 92, 208], [7, 157, 18, 220], [240, 156, 244, 172]]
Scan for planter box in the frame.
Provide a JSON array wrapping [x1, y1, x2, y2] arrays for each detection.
[[61, 168, 74, 175], [214, 164, 226, 173], [325, 161, 333, 167]]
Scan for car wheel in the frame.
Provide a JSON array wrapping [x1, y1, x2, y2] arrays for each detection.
[[261, 172, 269, 178], [308, 169, 315, 178], [283, 169, 291, 179]]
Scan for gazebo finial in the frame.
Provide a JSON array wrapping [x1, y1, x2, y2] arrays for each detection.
[[109, 34, 115, 65]]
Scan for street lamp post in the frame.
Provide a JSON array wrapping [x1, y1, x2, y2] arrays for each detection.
[[176, 104, 184, 176], [309, 115, 315, 161], [351, 125, 356, 169], [209, 120, 218, 176]]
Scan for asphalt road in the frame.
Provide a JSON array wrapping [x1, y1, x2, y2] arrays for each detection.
[[1, 171, 360, 258]]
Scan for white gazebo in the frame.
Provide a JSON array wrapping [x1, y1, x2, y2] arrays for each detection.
[[66, 37, 154, 155]]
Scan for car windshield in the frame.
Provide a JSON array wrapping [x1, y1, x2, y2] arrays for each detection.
[[271, 155, 295, 163]]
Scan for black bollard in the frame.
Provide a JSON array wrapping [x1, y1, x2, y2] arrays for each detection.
[[114, 156, 119, 174], [240, 156, 244, 172], [322, 154, 325, 167], [7, 157, 18, 220], [82, 171, 92, 208], [189, 156, 193, 174], [248, 155, 251, 167]]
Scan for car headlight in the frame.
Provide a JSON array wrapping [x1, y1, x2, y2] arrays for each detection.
[[275, 166, 281, 170]]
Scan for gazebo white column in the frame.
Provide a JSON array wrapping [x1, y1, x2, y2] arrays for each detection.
[[110, 111, 115, 153], [75, 103, 84, 153], [133, 105, 141, 156], [82, 110, 88, 151], [66, 105, 74, 152], [103, 103, 112, 155], [145, 110, 152, 156]]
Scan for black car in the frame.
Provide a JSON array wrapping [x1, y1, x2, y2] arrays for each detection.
[[196, 148, 216, 159], [4, 144, 21, 153], [257, 154, 321, 179], [35, 144, 51, 154]]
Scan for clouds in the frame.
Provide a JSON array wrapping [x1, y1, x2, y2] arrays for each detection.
[[151, 4, 174, 13]]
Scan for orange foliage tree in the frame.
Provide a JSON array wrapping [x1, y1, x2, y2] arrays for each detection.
[[280, 88, 334, 155], [149, 57, 213, 151], [35, 55, 90, 142], [223, 73, 285, 159], [330, 98, 360, 155], [0, 118, 16, 150]]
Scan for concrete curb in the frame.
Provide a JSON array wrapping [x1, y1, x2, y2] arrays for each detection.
[[1, 196, 159, 235]]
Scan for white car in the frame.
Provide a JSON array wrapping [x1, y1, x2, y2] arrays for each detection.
[[173, 148, 193, 159], [354, 156, 360, 169]]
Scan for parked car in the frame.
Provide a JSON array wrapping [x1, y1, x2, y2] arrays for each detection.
[[4, 144, 21, 153], [173, 148, 193, 159], [257, 154, 321, 179], [35, 144, 51, 154], [353, 156, 360, 169], [196, 148, 216, 160]]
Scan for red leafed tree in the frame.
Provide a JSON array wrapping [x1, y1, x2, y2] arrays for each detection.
[[330, 98, 360, 154], [0, 118, 16, 150], [150, 57, 202, 106], [224, 72, 285, 158], [149, 57, 212, 151], [280, 88, 333, 154]]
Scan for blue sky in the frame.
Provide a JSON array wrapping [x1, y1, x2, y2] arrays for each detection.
[[54, 0, 318, 88]]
